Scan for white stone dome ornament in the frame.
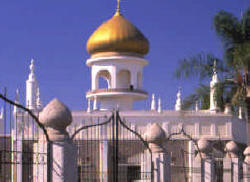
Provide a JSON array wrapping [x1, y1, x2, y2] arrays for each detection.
[[225, 141, 239, 158], [39, 98, 72, 141], [197, 138, 212, 158], [144, 123, 166, 153], [243, 146, 250, 164]]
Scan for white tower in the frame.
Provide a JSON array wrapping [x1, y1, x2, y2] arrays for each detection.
[[26, 59, 38, 110], [85, 6, 149, 110], [210, 60, 220, 112]]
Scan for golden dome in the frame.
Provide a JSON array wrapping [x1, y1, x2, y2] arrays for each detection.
[[87, 11, 149, 56]]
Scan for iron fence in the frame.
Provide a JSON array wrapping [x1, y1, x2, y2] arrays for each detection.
[[0, 90, 50, 182], [72, 111, 153, 182]]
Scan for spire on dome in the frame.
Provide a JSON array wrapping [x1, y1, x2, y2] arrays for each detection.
[[28, 59, 36, 81], [151, 94, 156, 111], [175, 88, 182, 111], [158, 98, 162, 113], [115, 0, 121, 15], [26, 58, 38, 110], [86, 3, 149, 56]]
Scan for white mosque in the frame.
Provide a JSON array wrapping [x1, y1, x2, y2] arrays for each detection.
[[0, 2, 249, 182]]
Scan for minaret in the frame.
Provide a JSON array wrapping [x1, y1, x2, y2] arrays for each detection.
[[85, 2, 149, 110], [175, 88, 182, 111], [151, 94, 156, 111], [210, 60, 220, 112], [26, 59, 38, 110]]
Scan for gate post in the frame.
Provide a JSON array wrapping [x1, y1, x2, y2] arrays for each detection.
[[193, 139, 214, 182], [223, 141, 241, 182], [145, 123, 170, 182], [243, 146, 250, 182], [39, 98, 78, 182]]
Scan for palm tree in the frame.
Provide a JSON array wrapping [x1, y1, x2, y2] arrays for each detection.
[[175, 8, 250, 111]]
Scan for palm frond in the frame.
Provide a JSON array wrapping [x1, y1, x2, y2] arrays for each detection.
[[213, 10, 243, 49], [174, 53, 226, 81], [182, 84, 210, 110]]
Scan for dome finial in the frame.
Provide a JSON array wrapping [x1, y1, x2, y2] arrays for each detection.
[[115, 0, 121, 16]]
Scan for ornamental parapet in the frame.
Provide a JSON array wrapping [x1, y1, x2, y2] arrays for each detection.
[[86, 88, 148, 97]]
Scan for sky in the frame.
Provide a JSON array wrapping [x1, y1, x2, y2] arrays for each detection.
[[0, 0, 249, 111]]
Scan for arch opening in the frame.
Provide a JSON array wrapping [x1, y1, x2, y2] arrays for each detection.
[[95, 70, 111, 89]]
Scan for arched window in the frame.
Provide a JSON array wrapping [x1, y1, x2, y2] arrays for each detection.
[[117, 70, 131, 89], [95, 70, 111, 89]]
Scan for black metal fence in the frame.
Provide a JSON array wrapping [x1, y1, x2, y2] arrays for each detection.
[[0, 91, 50, 182], [72, 111, 153, 182]]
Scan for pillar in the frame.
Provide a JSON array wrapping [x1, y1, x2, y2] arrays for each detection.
[[33, 137, 47, 182], [224, 141, 241, 182], [243, 146, 250, 182], [39, 98, 78, 182], [145, 123, 171, 182], [192, 139, 214, 182], [99, 141, 108, 182], [152, 151, 171, 182], [15, 140, 23, 182]]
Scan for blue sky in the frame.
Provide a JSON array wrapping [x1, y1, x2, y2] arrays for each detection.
[[0, 0, 249, 110]]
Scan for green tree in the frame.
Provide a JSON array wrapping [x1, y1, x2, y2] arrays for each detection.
[[175, 8, 250, 110]]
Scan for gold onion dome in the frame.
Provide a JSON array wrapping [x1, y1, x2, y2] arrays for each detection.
[[87, 10, 149, 56]]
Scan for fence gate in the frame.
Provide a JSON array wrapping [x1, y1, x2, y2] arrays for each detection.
[[73, 111, 153, 182], [0, 91, 50, 182]]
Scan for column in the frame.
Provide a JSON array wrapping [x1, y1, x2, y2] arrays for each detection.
[[33, 137, 47, 182], [192, 139, 214, 182], [99, 140, 108, 182], [145, 123, 171, 182], [243, 146, 250, 182], [39, 98, 78, 182], [16, 140, 23, 182], [224, 141, 241, 182], [152, 152, 171, 182]]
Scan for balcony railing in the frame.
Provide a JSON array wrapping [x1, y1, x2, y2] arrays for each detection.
[[86, 88, 148, 95]]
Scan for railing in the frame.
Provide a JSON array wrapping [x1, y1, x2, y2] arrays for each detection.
[[86, 88, 148, 95]]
